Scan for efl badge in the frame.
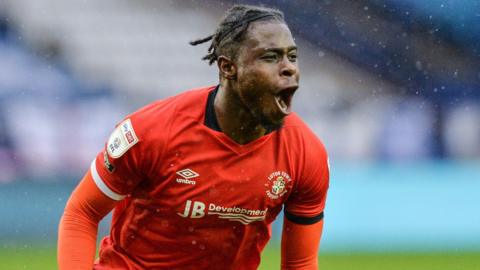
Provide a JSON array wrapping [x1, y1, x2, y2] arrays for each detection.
[[266, 171, 292, 200], [107, 119, 139, 158]]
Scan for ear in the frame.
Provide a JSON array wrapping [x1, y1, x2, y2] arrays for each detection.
[[217, 55, 237, 80]]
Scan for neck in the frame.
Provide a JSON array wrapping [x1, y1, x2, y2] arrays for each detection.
[[214, 83, 267, 145]]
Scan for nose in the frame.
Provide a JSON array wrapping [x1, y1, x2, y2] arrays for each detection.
[[280, 57, 297, 78]]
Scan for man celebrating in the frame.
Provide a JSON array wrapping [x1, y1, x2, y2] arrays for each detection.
[[58, 4, 329, 270]]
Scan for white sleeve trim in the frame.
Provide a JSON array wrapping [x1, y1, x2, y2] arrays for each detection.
[[90, 159, 126, 201]]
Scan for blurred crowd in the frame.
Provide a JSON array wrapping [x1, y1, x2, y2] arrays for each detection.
[[0, 17, 126, 182], [0, 0, 479, 182]]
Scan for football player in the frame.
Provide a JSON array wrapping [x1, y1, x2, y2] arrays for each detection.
[[58, 4, 329, 269]]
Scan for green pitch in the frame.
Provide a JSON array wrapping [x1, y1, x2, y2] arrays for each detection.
[[1, 246, 479, 270], [261, 249, 480, 270]]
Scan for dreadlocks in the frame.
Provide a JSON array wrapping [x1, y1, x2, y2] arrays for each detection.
[[190, 5, 285, 65]]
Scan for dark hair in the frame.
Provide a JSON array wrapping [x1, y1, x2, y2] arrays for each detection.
[[190, 4, 285, 65]]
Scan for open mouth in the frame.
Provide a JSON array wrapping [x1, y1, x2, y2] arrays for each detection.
[[274, 86, 297, 115]]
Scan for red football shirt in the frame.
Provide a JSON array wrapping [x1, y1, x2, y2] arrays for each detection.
[[90, 86, 329, 269]]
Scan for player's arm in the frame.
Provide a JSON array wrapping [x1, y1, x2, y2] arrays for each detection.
[[281, 213, 324, 269], [281, 130, 329, 270], [57, 117, 147, 269], [281, 167, 328, 270], [58, 115, 159, 269], [57, 170, 118, 270]]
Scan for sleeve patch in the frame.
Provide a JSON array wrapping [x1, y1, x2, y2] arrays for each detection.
[[103, 151, 115, 173], [91, 159, 126, 201], [107, 119, 139, 158]]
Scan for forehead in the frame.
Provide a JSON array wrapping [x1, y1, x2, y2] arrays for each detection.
[[242, 21, 295, 51]]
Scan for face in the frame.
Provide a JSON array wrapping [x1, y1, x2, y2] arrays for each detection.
[[233, 21, 300, 130]]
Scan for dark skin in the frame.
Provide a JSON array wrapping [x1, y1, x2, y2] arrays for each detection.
[[214, 21, 300, 145]]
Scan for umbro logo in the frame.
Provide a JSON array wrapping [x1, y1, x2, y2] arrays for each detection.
[[177, 169, 199, 179], [176, 169, 199, 185]]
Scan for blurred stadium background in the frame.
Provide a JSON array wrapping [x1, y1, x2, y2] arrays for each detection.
[[0, 0, 479, 269]]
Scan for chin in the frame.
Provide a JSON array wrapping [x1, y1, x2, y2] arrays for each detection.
[[259, 116, 285, 131]]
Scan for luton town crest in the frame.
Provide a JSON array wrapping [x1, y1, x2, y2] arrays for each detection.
[[266, 171, 292, 200], [272, 176, 286, 195]]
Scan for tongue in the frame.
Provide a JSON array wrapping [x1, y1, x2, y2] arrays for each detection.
[[275, 96, 290, 115]]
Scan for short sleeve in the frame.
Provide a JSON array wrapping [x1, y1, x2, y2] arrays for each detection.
[[90, 118, 145, 200], [284, 135, 330, 225]]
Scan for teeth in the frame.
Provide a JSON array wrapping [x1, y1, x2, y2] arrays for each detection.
[[278, 97, 287, 109], [275, 96, 289, 114]]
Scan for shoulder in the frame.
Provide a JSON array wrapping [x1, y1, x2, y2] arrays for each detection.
[[103, 86, 215, 177], [281, 113, 328, 158], [281, 115, 330, 220], [125, 86, 214, 136], [130, 86, 214, 123]]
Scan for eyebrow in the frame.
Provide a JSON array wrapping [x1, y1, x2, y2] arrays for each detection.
[[262, 46, 297, 53]]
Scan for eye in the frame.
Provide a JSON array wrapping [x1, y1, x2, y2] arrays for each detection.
[[288, 53, 297, 62], [261, 53, 278, 62]]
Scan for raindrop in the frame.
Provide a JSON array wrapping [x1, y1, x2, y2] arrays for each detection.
[[188, 226, 195, 232], [192, 240, 197, 245], [199, 244, 206, 250], [415, 61, 423, 71], [318, 51, 325, 57]]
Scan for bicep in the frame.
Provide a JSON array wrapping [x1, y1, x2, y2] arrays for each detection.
[[281, 217, 324, 270]]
